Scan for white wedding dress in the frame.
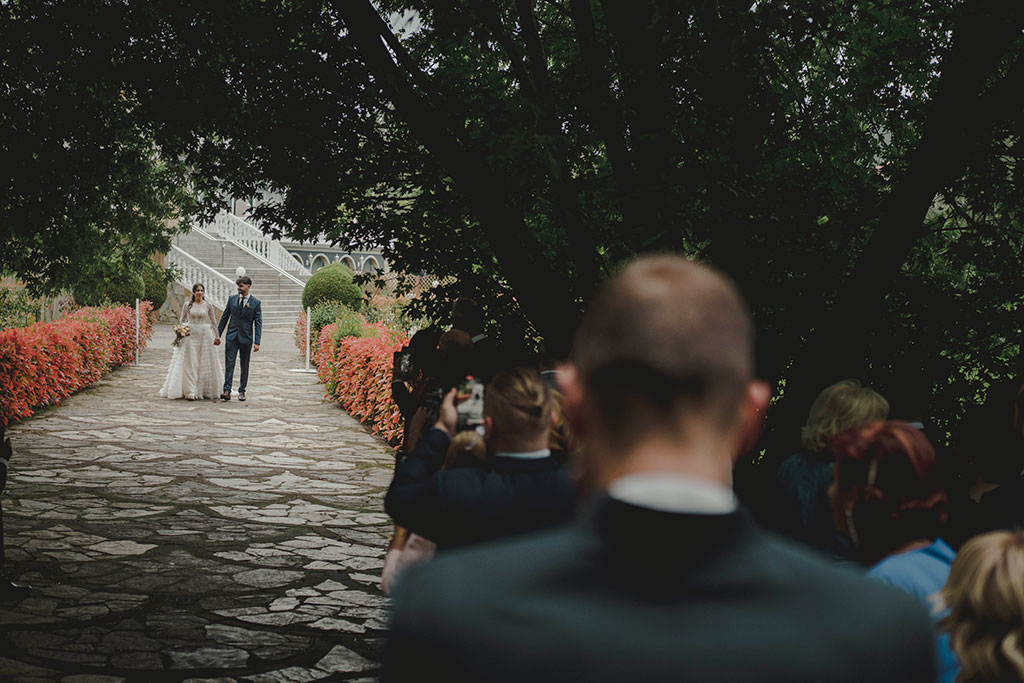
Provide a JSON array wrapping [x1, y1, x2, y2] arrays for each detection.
[[159, 300, 223, 399]]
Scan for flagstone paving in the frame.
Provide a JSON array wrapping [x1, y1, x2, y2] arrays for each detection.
[[1, 324, 396, 682]]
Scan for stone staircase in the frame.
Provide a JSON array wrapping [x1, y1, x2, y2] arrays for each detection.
[[170, 228, 308, 330]]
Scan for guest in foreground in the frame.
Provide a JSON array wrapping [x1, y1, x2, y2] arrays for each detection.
[[830, 420, 958, 682], [384, 368, 576, 551], [938, 530, 1024, 683], [384, 255, 936, 682], [381, 430, 488, 595]]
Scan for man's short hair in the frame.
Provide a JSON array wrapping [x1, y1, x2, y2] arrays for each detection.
[[571, 255, 754, 445], [237, 276, 252, 286]]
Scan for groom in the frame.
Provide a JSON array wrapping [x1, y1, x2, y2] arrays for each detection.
[[218, 276, 263, 402]]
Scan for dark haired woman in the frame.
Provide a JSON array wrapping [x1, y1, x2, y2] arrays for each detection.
[[159, 283, 223, 400], [830, 421, 958, 682]]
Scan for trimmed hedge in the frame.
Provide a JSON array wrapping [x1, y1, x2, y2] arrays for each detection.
[[295, 304, 371, 360], [0, 303, 154, 426], [301, 262, 361, 311], [315, 319, 408, 446]]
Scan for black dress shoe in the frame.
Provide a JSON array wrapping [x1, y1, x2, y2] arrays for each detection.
[[220, 392, 230, 401], [0, 576, 31, 601], [237, 391, 246, 402]]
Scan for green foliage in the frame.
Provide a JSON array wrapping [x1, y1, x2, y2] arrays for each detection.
[[328, 308, 368, 341], [6, 0, 1024, 464], [302, 263, 362, 311], [310, 300, 362, 341], [361, 290, 436, 334], [0, 281, 38, 329], [0, 2, 195, 296], [73, 246, 158, 307], [142, 261, 173, 311]]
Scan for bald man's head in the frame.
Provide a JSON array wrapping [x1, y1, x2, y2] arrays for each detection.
[[571, 255, 755, 446]]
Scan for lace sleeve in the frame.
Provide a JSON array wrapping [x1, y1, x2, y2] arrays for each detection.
[[180, 302, 190, 323], [208, 303, 218, 337]]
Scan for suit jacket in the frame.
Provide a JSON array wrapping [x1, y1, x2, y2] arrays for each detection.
[[385, 496, 937, 683], [218, 294, 262, 346], [773, 453, 856, 560], [385, 428, 577, 550]]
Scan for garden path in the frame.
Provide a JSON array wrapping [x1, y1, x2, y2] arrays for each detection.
[[0, 323, 395, 682]]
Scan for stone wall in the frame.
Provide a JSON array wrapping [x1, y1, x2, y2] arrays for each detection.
[[158, 283, 224, 324]]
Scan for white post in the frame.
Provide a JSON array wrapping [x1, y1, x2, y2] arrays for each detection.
[[135, 298, 140, 365], [305, 306, 311, 371]]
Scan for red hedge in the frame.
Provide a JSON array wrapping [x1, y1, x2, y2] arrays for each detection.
[[314, 320, 408, 446], [0, 303, 154, 426]]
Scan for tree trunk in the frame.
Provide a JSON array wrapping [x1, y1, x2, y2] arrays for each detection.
[[756, 0, 1024, 480], [337, 0, 582, 352]]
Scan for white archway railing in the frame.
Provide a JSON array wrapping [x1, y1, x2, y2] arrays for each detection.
[[207, 211, 312, 278], [168, 246, 237, 310]]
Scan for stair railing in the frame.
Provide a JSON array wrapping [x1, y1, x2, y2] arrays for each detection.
[[168, 246, 236, 311], [206, 211, 312, 278]]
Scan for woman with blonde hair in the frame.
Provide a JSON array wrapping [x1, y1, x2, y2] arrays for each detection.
[[938, 530, 1024, 682], [773, 379, 889, 557]]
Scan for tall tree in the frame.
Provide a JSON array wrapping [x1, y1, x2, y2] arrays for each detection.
[[4, 0, 1024, 483], [0, 2, 194, 296]]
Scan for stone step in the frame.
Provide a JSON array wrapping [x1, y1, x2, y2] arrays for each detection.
[[172, 231, 310, 330]]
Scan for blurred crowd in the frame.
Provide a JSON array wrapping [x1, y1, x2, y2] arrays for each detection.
[[380, 255, 1024, 683]]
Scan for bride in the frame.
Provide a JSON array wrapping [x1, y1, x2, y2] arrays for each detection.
[[159, 283, 223, 400]]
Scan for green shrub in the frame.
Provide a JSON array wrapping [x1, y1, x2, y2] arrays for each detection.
[[142, 261, 173, 310], [77, 272, 144, 307], [0, 282, 38, 329], [331, 308, 368, 340], [310, 300, 364, 341], [302, 263, 361, 311]]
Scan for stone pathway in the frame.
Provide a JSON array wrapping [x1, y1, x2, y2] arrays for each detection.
[[0, 324, 396, 682]]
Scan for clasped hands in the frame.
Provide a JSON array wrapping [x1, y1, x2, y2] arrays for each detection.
[[211, 339, 258, 352]]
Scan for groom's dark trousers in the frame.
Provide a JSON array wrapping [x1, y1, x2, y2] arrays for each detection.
[[223, 339, 252, 395]]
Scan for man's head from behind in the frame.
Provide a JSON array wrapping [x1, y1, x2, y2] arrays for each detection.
[[484, 368, 555, 453], [563, 255, 768, 482]]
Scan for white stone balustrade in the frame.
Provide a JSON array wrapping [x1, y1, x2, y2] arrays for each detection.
[[168, 246, 237, 310], [207, 211, 312, 278]]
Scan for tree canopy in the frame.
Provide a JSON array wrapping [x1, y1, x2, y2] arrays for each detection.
[[3, 0, 1024, 475], [0, 1, 196, 298]]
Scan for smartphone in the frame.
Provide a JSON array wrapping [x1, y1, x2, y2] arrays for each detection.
[[422, 387, 444, 426], [456, 376, 486, 433], [392, 348, 414, 381]]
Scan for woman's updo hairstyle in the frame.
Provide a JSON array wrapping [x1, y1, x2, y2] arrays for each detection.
[[830, 421, 948, 562], [485, 368, 554, 438]]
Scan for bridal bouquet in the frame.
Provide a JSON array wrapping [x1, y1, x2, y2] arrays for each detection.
[[172, 323, 191, 347]]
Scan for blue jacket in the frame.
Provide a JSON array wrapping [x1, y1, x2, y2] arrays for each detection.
[[218, 294, 262, 346], [385, 428, 577, 550], [867, 538, 959, 683]]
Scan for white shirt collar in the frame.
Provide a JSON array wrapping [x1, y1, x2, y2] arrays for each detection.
[[494, 449, 551, 460], [608, 473, 737, 515], [471, 333, 487, 344]]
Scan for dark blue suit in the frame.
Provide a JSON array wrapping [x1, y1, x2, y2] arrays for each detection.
[[218, 293, 262, 394], [385, 428, 577, 550]]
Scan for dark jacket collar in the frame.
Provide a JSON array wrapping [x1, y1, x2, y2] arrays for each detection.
[[587, 494, 759, 568], [489, 450, 568, 472]]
